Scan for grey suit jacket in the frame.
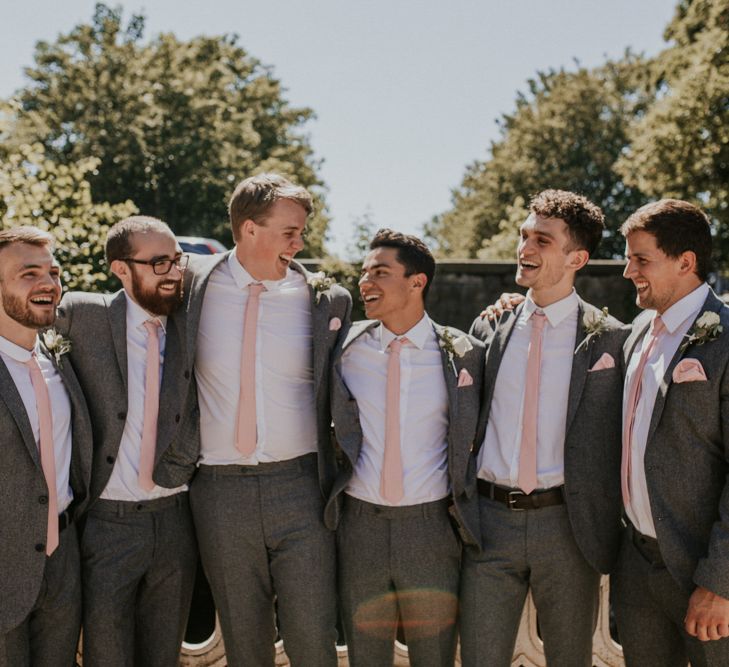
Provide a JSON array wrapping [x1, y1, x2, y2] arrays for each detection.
[[183, 251, 353, 499], [326, 319, 485, 546], [471, 298, 629, 572], [625, 289, 729, 597], [56, 289, 196, 500], [0, 343, 92, 633]]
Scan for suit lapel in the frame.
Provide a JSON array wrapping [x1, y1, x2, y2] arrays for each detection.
[[432, 322, 459, 426], [107, 291, 129, 392], [185, 251, 230, 360], [565, 301, 590, 433], [0, 356, 39, 467], [647, 291, 723, 445], [475, 304, 522, 455]]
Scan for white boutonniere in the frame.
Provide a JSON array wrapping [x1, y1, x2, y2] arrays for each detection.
[[438, 328, 473, 376], [680, 310, 722, 352], [307, 271, 336, 303], [42, 328, 72, 367], [574, 306, 610, 354]]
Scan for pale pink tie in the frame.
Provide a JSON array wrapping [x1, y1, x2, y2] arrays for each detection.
[[381, 337, 408, 504], [622, 316, 666, 505], [139, 319, 161, 492], [518, 311, 547, 494], [236, 283, 265, 456], [25, 353, 59, 556]]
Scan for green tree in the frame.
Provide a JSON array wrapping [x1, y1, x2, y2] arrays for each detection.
[[7, 3, 328, 256], [426, 58, 654, 260], [0, 140, 137, 292], [616, 0, 729, 264]]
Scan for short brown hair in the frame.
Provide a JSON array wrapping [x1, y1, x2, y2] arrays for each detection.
[[529, 189, 605, 257], [370, 228, 436, 302], [105, 216, 172, 264], [620, 199, 712, 281], [228, 173, 313, 241], [0, 226, 54, 254]]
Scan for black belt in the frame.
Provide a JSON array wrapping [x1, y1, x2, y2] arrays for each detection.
[[477, 480, 565, 510], [626, 521, 665, 568]]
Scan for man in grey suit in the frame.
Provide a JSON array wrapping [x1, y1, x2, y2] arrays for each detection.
[[462, 190, 629, 667], [328, 229, 484, 667], [0, 227, 92, 667], [185, 173, 352, 666], [55, 216, 198, 667], [613, 199, 729, 666]]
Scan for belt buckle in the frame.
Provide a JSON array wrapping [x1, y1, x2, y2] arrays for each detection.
[[507, 490, 526, 511]]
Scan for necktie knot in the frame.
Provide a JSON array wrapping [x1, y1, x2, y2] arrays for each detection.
[[651, 315, 665, 338], [388, 337, 408, 354], [531, 310, 547, 331], [248, 283, 266, 298]]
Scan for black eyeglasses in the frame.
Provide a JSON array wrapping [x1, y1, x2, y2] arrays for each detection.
[[121, 254, 189, 275]]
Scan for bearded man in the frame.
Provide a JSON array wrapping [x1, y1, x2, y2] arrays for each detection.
[[55, 216, 198, 667]]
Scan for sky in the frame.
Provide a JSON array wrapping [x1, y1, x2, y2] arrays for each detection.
[[0, 0, 679, 256]]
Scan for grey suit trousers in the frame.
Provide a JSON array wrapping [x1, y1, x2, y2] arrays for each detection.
[[612, 529, 729, 667], [337, 495, 461, 667], [0, 523, 81, 667], [189, 454, 338, 667], [80, 493, 197, 667], [460, 497, 599, 667]]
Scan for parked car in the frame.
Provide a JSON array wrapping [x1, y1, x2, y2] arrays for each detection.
[[177, 236, 227, 255]]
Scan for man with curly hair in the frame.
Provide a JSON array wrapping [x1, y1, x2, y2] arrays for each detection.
[[461, 190, 629, 666]]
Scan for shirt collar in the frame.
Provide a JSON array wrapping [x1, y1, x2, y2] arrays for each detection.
[[659, 282, 710, 335], [228, 252, 292, 292], [0, 333, 38, 363], [377, 313, 433, 351], [124, 291, 167, 334], [523, 288, 579, 328]]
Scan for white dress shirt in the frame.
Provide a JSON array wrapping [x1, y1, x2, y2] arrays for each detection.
[[478, 289, 579, 489], [0, 334, 74, 512], [196, 253, 318, 465], [342, 315, 450, 506], [101, 294, 186, 501], [624, 282, 709, 537]]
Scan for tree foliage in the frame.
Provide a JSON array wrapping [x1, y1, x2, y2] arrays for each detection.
[[430, 0, 729, 266], [616, 0, 729, 261], [6, 3, 328, 256], [426, 57, 654, 260], [0, 138, 137, 292]]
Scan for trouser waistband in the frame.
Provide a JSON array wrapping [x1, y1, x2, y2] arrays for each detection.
[[344, 494, 450, 519], [91, 492, 188, 518], [197, 453, 318, 478]]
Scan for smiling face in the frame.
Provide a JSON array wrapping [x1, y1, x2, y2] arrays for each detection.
[[111, 230, 184, 316], [0, 242, 61, 347], [235, 199, 307, 281], [359, 246, 426, 333], [623, 230, 700, 314], [515, 214, 588, 306]]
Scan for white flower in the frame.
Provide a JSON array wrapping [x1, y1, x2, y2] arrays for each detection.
[[575, 306, 610, 354], [42, 329, 72, 367], [452, 335, 473, 357], [696, 311, 721, 329], [681, 310, 722, 352], [307, 271, 336, 303]]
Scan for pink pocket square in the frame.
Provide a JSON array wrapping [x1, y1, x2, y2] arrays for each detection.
[[673, 358, 707, 383], [588, 352, 615, 372], [329, 317, 342, 331], [457, 368, 474, 387]]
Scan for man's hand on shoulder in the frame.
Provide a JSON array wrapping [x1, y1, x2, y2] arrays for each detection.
[[478, 292, 525, 321], [685, 586, 729, 641]]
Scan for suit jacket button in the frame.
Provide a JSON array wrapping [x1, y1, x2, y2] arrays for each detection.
[[35, 543, 45, 552], [106, 455, 115, 464], [38, 495, 48, 505], [175, 414, 181, 423], [117, 412, 126, 420], [184, 370, 190, 379]]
